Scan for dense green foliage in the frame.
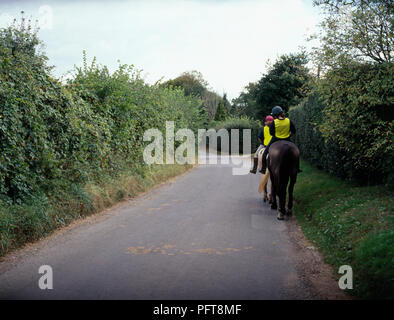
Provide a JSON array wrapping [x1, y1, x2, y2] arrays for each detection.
[[294, 160, 394, 299], [312, 0, 393, 68], [287, 0, 394, 185], [162, 70, 229, 122], [290, 49, 393, 185], [0, 23, 205, 255], [210, 116, 262, 153], [231, 53, 311, 119], [214, 99, 227, 121], [232, 1, 393, 186], [162, 70, 208, 98], [290, 92, 350, 178], [0, 23, 91, 202], [319, 61, 393, 184]]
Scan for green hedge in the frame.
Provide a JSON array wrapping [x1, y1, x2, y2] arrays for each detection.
[[0, 24, 206, 254], [290, 92, 351, 179], [0, 26, 205, 204], [209, 116, 262, 153], [289, 61, 394, 185]]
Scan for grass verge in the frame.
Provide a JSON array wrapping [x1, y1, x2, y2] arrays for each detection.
[[0, 163, 193, 258], [294, 160, 394, 299]]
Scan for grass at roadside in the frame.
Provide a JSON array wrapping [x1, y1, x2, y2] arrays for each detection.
[[294, 160, 394, 299], [0, 163, 193, 258]]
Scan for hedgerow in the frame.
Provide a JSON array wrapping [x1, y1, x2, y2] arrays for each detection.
[[210, 116, 262, 153], [0, 22, 205, 255], [290, 61, 394, 185]]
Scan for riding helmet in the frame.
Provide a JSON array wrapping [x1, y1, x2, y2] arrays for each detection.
[[265, 115, 274, 122], [271, 106, 283, 117]]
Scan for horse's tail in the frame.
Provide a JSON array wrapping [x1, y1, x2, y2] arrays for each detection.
[[281, 143, 299, 176]]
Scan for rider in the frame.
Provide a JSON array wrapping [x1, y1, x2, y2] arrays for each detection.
[[250, 116, 274, 174], [259, 106, 298, 174]]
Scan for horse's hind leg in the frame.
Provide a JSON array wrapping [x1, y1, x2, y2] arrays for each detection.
[[268, 177, 273, 204], [263, 173, 269, 202], [270, 179, 277, 210], [278, 185, 287, 219], [287, 174, 297, 216], [277, 176, 289, 220]]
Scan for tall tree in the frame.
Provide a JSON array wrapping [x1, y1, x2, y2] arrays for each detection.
[[230, 82, 260, 118], [311, 0, 393, 69], [222, 93, 231, 114], [202, 90, 222, 122], [234, 53, 311, 120], [214, 99, 227, 121], [162, 70, 208, 98]]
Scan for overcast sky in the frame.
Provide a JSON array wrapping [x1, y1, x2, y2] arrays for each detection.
[[0, 0, 321, 99]]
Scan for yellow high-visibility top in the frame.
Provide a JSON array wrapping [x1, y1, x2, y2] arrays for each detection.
[[263, 126, 272, 146], [274, 118, 291, 139]]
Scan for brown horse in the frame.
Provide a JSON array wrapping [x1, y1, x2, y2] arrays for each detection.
[[267, 140, 300, 220]]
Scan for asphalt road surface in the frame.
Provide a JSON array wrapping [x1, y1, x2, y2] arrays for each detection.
[[0, 155, 339, 300]]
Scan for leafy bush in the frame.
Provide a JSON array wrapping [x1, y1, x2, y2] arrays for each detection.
[[0, 24, 110, 201], [290, 91, 351, 179], [231, 53, 311, 119], [290, 61, 394, 185], [318, 62, 394, 185], [210, 116, 262, 153], [69, 55, 206, 171], [0, 22, 206, 256]]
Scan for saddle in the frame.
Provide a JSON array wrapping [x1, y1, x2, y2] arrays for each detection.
[[257, 147, 269, 172]]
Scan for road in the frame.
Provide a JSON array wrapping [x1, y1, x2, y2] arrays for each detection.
[[0, 155, 344, 299]]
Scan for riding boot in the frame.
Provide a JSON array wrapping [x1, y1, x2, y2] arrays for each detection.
[[249, 158, 258, 174], [259, 160, 267, 174], [260, 149, 268, 174]]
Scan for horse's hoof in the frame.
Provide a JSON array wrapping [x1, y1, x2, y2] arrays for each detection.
[[287, 209, 293, 216], [277, 212, 285, 220], [271, 204, 277, 210]]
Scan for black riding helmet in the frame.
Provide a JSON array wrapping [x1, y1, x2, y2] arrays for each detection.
[[271, 106, 283, 117]]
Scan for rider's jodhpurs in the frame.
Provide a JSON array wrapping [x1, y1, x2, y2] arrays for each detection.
[[254, 144, 265, 158]]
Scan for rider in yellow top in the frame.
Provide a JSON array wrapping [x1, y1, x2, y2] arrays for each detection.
[[250, 116, 274, 174], [260, 106, 297, 174]]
